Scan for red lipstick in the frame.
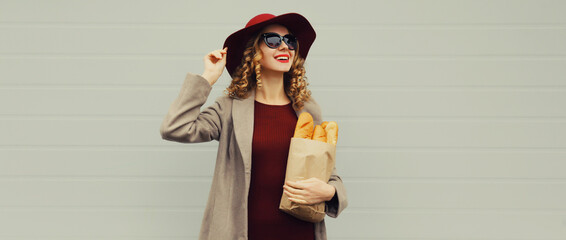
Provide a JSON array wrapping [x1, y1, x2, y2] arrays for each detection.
[[274, 54, 290, 63]]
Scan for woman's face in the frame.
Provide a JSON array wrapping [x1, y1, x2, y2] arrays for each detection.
[[259, 24, 295, 73]]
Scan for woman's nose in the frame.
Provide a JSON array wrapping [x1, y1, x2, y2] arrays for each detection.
[[278, 41, 289, 50]]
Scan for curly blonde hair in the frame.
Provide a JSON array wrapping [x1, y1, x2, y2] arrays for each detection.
[[225, 33, 311, 111]]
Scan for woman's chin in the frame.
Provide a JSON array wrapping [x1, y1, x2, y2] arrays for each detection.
[[263, 67, 292, 74]]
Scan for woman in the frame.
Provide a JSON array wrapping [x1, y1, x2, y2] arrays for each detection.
[[160, 13, 347, 240]]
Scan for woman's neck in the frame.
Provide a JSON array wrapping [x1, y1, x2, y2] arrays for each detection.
[[254, 70, 290, 105]]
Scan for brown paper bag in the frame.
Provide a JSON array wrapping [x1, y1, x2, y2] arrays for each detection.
[[279, 137, 336, 222]]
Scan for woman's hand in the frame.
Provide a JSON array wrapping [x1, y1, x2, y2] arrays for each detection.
[[201, 47, 227, 86], [283, 177, 336, 205]]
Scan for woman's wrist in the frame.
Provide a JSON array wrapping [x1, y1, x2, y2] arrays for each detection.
[[201, 71, 218, 86], [325, 184, 337, 201]]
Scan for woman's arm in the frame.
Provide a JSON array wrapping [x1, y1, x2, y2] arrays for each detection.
[[160, 73, 225, 143], [160, 48, 228, 143]]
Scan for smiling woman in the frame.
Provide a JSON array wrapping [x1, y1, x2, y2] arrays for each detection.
[[224, 20, 310, 109], [225, 23, 310, 108], [159, 13, 347, 240]]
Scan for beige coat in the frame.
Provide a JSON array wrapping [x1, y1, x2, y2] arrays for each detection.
[[160, 73, 347, 240]]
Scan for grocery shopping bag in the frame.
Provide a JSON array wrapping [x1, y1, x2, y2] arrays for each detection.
[[279, 137, 336, 222]]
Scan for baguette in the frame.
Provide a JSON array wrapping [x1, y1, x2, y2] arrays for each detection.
[[324, 121, 338, 145], [312, 125, 327, 142], [293, 112, 314, 139]]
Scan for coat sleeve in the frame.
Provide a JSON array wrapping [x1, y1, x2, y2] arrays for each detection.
[[325, 168, 348, 218], [160, 73, 225, 143]]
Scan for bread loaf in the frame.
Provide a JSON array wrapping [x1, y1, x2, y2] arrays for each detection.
[[312, 125, 327, 142], [293, 112, 314, 139], [324, 121, 338, 145]]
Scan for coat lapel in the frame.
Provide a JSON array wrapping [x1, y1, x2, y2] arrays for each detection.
[[232, 90, 317, 172], [232, 90, 256, 172]]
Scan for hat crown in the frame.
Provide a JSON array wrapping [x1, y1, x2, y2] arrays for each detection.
[[245, 13, 276, 28]]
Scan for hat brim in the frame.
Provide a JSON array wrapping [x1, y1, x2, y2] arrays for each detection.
[[223, 13, 316, 77]]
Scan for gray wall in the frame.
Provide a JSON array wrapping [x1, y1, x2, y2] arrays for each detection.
[[2, 0, 566, 239]]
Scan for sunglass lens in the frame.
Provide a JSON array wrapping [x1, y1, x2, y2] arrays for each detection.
[[264, 34, 281, 48], [283, 35, 297, 50]]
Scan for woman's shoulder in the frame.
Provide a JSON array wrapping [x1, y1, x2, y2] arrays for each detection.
[[213, 94, 235, 110]]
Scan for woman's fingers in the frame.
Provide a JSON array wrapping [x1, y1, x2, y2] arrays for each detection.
[[207, 52, 222, 62], [212, 51, 222, 59], [288, 197, 309, 204], [283, 184, 306, 195], [206, 48, 228, 62], [215, 47, 228, 59], [214, 48, 227, 59], [284, 181, 314, 204], [284, 189, 312, 204], [283, 189, 299, 199], [285, 180, 306, 189]]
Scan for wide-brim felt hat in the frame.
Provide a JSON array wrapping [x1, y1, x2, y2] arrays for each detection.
[[223, 13, 316, 77]]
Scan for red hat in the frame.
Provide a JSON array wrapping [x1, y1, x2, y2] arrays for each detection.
[[223, 13, 316, 77]]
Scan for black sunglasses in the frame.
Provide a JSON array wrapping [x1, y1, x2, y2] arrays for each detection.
[[261, 32, 298, 50]]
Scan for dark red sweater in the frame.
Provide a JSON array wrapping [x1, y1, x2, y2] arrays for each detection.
[[248, 100, 314, 240]]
